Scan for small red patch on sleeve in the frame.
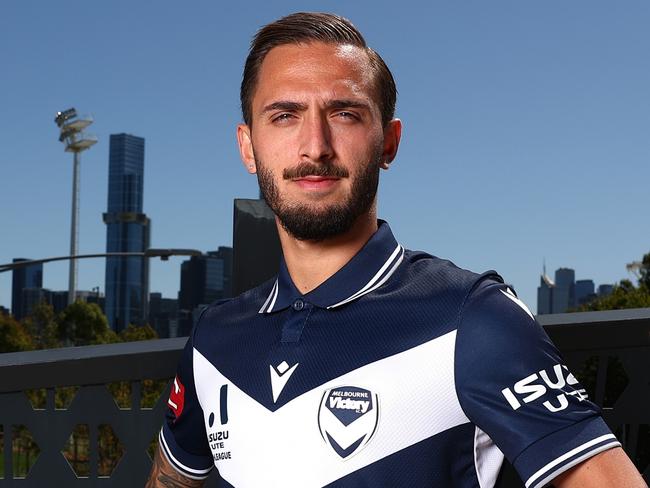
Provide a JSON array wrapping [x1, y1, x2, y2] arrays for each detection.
[[168, 375, 185, 420]]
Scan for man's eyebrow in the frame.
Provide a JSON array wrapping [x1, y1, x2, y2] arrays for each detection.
[[261, 101, 308, 114], [260, 99, 371, 115], [325, 99, 371, 111]]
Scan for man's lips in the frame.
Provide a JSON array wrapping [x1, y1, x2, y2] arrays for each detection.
[[291, 175, 341, 190]]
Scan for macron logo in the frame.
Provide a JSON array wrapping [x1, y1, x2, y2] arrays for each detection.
[[270, 361, 299, 403]]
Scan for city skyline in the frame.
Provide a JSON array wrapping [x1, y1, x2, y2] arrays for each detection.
[[2, 1, 650, 314]]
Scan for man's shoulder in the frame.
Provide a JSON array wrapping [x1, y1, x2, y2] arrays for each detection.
[[399, 248, 503, 300]]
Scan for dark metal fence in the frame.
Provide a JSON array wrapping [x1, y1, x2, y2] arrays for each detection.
[[1, 309, 649, 487]]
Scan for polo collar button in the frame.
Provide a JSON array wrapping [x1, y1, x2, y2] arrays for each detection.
[[292, 298, 305, 311]]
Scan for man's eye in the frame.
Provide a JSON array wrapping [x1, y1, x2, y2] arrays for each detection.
[[272, 113, 294, 123], [335, 111, 358, 120]]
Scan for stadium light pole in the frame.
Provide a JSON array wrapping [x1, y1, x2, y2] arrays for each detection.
[[54, 108, 98, 306]]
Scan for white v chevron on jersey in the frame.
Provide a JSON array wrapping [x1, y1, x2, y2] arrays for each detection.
[[270, 361, 299, 402], [191, 331, 473, 487]]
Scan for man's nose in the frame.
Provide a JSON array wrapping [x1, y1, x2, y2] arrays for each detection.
[[298, 113, 334, 162]]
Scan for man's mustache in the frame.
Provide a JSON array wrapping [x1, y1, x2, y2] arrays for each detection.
[[283, 162, 349, 180]]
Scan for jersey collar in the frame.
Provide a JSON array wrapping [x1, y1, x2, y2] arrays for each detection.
[[259, 221, 404, 313]]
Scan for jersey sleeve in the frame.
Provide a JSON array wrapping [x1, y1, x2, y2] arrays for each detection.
[[455, 279, 621, 488], [159, 330, 213, 480]]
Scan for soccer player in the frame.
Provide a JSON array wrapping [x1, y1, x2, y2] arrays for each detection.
[[146, 12, 647, 488]]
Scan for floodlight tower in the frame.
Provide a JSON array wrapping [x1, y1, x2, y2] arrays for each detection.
[[54, 108, 98, 305]]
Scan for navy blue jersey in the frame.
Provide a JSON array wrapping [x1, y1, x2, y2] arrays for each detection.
[[160, 221, 619, 487]]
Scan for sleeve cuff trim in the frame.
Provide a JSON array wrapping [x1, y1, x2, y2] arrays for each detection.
[[525, 434, 620, 488], [159, 429, 212, 479]]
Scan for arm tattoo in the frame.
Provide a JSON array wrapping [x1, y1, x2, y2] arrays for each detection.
[[145, 445, 207, 488]]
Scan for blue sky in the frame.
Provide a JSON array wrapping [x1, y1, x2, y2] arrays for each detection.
[[1, 1, 649, 313]]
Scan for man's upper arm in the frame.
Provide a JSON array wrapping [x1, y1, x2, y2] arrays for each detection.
[[455, 279, 622, 488], [157, 333, 214, 481]]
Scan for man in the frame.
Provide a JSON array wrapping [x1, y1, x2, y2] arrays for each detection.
[[147, 12, 646, 488]]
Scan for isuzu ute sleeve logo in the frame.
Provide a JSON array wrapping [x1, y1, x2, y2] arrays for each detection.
[[501, 363, 589, 412], [318, 386, 380, 459]]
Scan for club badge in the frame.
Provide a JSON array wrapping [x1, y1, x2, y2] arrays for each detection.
[[317, 386, 379, 459]]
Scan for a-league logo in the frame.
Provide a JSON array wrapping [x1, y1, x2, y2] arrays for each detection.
[[317, 386, 379, 459]]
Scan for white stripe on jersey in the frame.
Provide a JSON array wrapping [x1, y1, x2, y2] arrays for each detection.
[[525, 434, 620, 488], [259, 279, 279, 313], [192, 330, 471, 487], [159, 429, 212, 479], [329, 244, 404, 308]]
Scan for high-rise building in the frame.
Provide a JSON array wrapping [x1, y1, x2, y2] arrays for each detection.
[[537, 273, 554, 315], [21, 287, 51, 318], [149, 292, 178, 338], [575, 279, 596, 306], [177, 247, 233, 336], [537, 266, 612, 314], [598, 284, 614, 297], [553, 268, 575, 313], [11, 258, 43, 320], [207, 247, 233, 298], [103, 134, 150, 332], [50, 291, 69, 314]]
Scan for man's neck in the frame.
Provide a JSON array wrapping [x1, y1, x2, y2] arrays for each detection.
[[277, 212, 378, 295]]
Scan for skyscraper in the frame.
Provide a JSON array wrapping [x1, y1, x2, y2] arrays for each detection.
[[177, 247, 233, 336], [149, 292, 178, 338], [103, 134, 150, 332], [11, 258, 43, 320], [537, 267, 608, 314], [553, 268, 575, 313], [537, 273, 554, 315], [575, 279, 596, 306]]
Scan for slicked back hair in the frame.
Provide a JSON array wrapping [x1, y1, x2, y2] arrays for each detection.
[[240, 12, 397, 127]]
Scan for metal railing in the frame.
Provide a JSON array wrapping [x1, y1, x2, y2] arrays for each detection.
[[1, 309, 649, 487]]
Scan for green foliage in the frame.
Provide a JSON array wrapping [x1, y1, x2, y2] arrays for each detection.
[[22, 302, 59, 349], [56, 301, 118, 346], [639, 252, 650, 290], [119, 323, 157, 342], [578, 251, 650, 312], [1, 300, 160, 352], [578, 282, 650, 311], [0, 313, 34, 353]]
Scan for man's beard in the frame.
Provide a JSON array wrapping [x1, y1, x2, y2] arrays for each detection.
[[256, 151, 382, 241]]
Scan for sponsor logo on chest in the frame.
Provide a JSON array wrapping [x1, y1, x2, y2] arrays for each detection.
[[206, 384, 232, 462]]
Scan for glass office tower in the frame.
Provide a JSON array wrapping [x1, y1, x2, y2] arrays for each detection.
[[177, 247, 233, 336], [11, 258, 43, 320], [103, 134, 150, 332]]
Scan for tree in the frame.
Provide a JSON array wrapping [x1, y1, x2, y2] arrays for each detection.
[[56, 301, 118, 346], [23, 302, 59, 349], [578, 279, 650, 311], [639, 252, 650, 289], [0, 313, 33, 353], [119, 323, 157, 342], [578, 251, 650, 311]]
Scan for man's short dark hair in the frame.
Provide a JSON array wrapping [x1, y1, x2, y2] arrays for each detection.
[[241, 12, 397, 127]]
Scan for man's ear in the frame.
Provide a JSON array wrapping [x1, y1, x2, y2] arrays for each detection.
[[237, 124, 256, 174], [380, 118, 402, 170]]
